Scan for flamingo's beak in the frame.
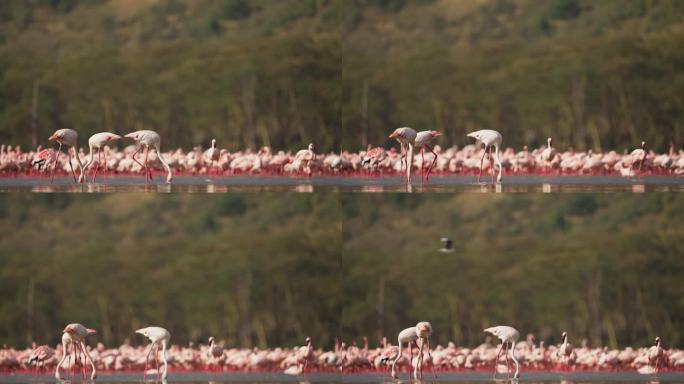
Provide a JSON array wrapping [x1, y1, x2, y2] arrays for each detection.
[[48, 134, 59, 141], [389, 132, 398, 138], [433, 132, 443, 137]]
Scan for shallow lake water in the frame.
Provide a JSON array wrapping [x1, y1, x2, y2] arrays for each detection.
[[1, 372, 683, 384], [0, 175, 683, 193]]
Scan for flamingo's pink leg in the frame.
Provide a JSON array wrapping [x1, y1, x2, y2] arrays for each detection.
[[68, 148, 77, 182], [143, 146, 151, 184], [478, 145, 487, 183], [92, 150, 101, 182], [489, 145, 495, 184], [155, 343, 160, 381], [50, 142, 62, 183], [493, 343, 503, 380], [143, 342, 153, 381], [426, 146, 438, 181]]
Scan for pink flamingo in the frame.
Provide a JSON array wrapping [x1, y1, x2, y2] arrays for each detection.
[[55, 323, 97, 381], [124, 130, 173, 183], [413, 131, 442, 181], [47, 129, 84, 182]]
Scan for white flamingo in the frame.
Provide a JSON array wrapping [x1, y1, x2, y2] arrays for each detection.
[[413, 130, 442, 181], [47, 128, 84, 182], [484, 325, 520, 380], [467, 129, 503, 183], [124, 130, 173, 183], [55, 323, 97, 381], [389, 127, 417, 183], [136, 326, 171, 380], [79, 132, 122, 183]]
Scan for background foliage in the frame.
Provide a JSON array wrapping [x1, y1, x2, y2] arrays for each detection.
[[343, 0, 684, 152], [341, 194, 684, 349], [0, 0, 341, 151], [0, 194, 341, 348], [2, 0, 683, 152]]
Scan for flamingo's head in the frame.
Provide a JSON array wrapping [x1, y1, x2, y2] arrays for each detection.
[[655, 337, 661, 345], [135, 328, 150, 338], [641, 141, 646, 149], [430, 131, 442, 138], [561, 331, 567, 340], [208, 336, 215, 345], [125, 132, 141, 141], [305, 336, 312, 345], [107, 134, 122, 142], [548, 137, 553, 145], [62, 324, 74, 334], [389, 129, 400, 139], [416, 321, 432, 338], [308, 143, 316, 152], [48, 132, 63, 141]]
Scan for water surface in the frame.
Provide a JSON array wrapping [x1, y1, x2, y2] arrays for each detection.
[[0, 176, 683, 193]]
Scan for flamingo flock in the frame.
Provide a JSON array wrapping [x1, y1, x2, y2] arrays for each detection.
[[2, 325, 681, 380], [0, 129, 683, 183]]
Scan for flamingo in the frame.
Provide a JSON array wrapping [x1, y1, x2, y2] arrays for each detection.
[[391, 322, 435, 380], [136, 326, 171, 381], [389, 127, 417, 183], [631, 141, 647, 176], [27, 345, 55, 372], [649, 337, 664, 374], [79, 132, 122, 183], [207, 336, 224, 372], [413, 130, 442, 181], [541, 137, 557, 171], [557, 331, 574, 370], [484, 325, 520, 380], [294, 143, 316, 176], [55, 323, 97, 381], [124, 130, 173, 183], [204, 139, 220, 172], [467, 129, 503, 183], [47, 128, 84, 182]]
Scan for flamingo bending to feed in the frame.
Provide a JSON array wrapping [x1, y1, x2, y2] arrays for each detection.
[[124, 130, 173, 183], [391, 321, 435, 380], [55, 323, 97, 381], [79, 132, 122, 183], [27, 345, 55, 372], [467, 129, 503, 184], [136, 326, 171, 380], [414, 130, 442, 182], [47, 128, 84, 182], [484, 325, 520, 380], [389, 127, 417, 184]]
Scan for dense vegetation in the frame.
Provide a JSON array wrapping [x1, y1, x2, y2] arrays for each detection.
[[343, 0, 684, 152], [0, 194, 341, 348], [342, 194, 684, 348], [0, 0, 341, 151], [2, 0, 683, 153]]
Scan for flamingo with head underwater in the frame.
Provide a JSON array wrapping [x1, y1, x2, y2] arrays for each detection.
[[389, 127, 417, 184], [55, 323, 97, 381], [79, 132, 122, 183]]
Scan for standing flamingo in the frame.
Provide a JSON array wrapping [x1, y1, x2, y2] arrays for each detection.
[[413, 131, 442, 182], [204, 139, 220, 173], [467, 130, 503, 184], [124, 130, 173, 183], [136, 326, 171, 380], [484, 325, 520, 380], [389, 127, 417, 184], [541, 137, 557, 172], [79, 132, 122, 183], [631, 141, 647, 176], [55, 323, 97, 381], [649, 337, 664, 374], [557, 331, 574, 370], [207, 336, 224, 372], [294, 143, 316, 176], [47, 129, 84, 182]]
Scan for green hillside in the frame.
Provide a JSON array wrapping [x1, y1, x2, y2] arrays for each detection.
[[341, 194, 684, 348], [0, 0, 341, 151], [343, 0, 684, 152], [0, 194, 341, 348]]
